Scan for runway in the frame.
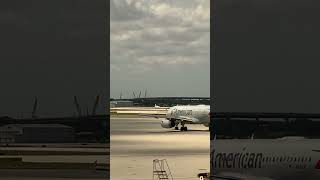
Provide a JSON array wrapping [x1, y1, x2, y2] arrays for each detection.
[[111, 117, 210, 180]]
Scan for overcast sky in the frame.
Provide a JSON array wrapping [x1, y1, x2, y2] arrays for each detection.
[[0, 1, 107, 117], [110, 0, 210, 98]]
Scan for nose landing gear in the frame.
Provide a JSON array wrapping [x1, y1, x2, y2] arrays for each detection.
[[173, 121, 188, 131], [174, 125, 188, 131], [180, 126, 188, 131]]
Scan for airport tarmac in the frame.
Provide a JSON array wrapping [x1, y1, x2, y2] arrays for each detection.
[[0, 169, 108, 180], [111, 117, 210, 180], [0, 144, 109, 179]]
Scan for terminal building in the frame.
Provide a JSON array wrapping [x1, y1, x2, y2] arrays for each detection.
[[0, 124, 75, 143], [110, 97, 210, 107], [110, 100, 134, 108]]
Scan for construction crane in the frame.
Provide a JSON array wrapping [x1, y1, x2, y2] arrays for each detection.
[[73, 96, 82, 117], [74, 95, 100, 117], [91, 95, 100, 116], [31, 97, 38, 119]]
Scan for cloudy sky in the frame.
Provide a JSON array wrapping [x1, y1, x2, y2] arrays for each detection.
[[110, 0, 210, 98]]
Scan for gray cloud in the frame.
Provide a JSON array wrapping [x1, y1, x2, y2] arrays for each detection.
[[111, 0, 210, 98]]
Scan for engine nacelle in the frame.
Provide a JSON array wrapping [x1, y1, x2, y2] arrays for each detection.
[[160, 119, 175, 128]]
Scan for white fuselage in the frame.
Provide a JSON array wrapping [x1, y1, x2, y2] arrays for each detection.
[[211, 139, 320, 180], [166, 105, 210, 124]]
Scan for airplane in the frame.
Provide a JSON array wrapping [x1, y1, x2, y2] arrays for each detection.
[[197, 112, 320, 180], [111, 104, 210, 131], [160, 104, 210, 131], [206, 138, 320, 180]]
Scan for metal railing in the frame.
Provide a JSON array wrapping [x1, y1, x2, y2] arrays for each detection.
[[153, 159, 173, 180]]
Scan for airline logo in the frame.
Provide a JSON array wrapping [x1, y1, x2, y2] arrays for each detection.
[[212, 149, 318, 170], [170, 108, 193, 116], [211, 149, 263, 169]]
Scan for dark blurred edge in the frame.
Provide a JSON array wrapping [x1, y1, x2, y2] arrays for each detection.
[[106, 0, 110, 178], [210, 0, 215, 176]]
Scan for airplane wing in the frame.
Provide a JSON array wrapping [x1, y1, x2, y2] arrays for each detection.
[[139, 112, 167, 118], [110, 107, 168, 118]]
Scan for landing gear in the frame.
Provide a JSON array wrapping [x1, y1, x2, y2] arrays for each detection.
[[180, 126, 188, 131], [180, 122, 188, 131], [172, 121, 188, 131]]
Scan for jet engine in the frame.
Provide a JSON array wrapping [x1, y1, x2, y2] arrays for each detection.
[[160, 119, 175, 128]]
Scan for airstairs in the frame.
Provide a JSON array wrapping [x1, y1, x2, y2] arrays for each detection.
[[153, 159, 173, 180]]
